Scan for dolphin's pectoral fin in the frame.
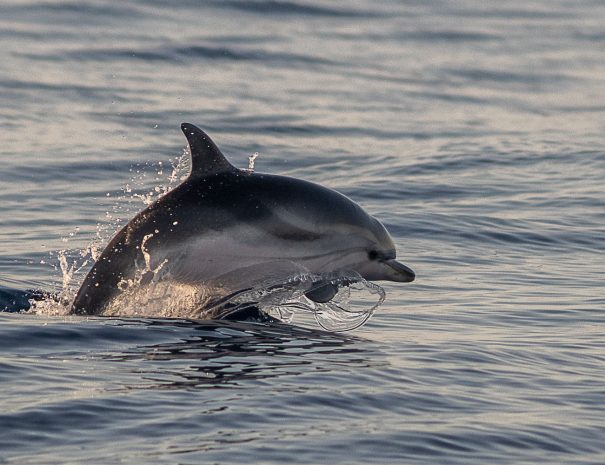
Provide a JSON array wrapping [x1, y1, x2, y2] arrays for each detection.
[[181, 123, 237, 178], [304, 281, 339, 303]]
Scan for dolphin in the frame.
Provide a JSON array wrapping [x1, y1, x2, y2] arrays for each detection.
[[71, 123, 414, 317]]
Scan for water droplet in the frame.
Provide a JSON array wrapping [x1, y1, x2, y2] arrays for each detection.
[[248, 152, 259, 171]]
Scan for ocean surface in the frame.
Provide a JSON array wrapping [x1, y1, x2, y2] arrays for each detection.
[[1, 1, 604, 463]]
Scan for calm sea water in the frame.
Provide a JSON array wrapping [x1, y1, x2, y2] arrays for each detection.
[[1, 1, 604, 464]]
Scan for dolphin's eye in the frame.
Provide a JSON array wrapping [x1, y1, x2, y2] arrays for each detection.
[[368, 250, 379, 260]]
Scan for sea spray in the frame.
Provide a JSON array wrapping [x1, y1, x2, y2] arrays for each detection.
[[31, 148, 190, 316]]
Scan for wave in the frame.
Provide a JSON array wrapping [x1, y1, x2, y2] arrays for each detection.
[[211, 0, 378, 18], [19, 43, 338, 68]]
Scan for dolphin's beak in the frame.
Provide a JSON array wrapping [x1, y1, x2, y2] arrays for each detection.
[[382, 259, 415, 283]]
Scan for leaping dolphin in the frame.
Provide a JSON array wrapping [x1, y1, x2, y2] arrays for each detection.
[[71, 123, 414, 317]]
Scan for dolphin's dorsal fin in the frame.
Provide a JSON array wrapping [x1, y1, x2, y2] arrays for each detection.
[[181, 123, 237, 177]]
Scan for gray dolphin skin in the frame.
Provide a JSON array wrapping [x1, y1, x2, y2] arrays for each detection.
[[71, 123, 414, 316]]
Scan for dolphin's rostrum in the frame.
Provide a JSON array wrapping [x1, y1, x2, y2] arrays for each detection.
[[71, 123, 414, 317]]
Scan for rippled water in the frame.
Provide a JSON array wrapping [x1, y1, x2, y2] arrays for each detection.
[[1, 1, 604, 463]]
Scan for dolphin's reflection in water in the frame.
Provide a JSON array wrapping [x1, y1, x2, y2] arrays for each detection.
[[103, 318, 374, 390]]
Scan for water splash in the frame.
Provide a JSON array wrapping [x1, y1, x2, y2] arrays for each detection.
[[247, 151, 259, 172], [31, 148, 191, 317], [102, 281, 213, 319], [212, 271, 385, 331], [89, 267, 384, 331]]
